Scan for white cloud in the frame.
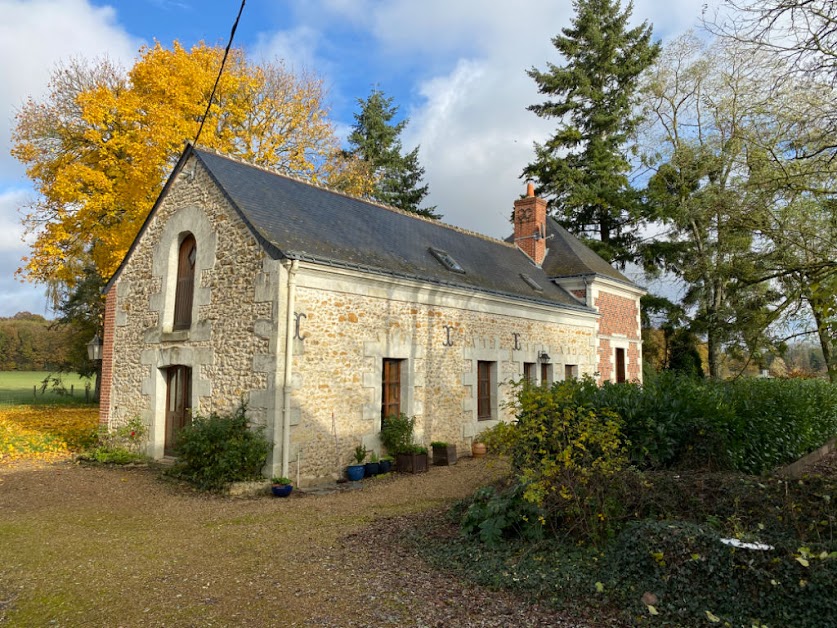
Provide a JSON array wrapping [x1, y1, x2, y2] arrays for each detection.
[[0, 0, 139, 315], [0, 189, 30, 253], [0, 0, 140, 180], [252, 25, 323, 73], [0, 188, 48, 317], [367, 0, 713, 238]]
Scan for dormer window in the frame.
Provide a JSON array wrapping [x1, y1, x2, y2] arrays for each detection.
[[428, 247, 465, 273], [173, 234, 196, 330]]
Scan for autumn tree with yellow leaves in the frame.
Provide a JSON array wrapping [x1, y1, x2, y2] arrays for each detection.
[[12, 41, 365, 292]]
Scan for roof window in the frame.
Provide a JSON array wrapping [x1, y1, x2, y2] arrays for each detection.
[[428, 247, 465, 273], [519, 273, 543, 292]]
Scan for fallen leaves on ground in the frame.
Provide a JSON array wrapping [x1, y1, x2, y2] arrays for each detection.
[[0, 405, 98, 464]]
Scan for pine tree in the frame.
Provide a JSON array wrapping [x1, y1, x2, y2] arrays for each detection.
[[347, 89, 439, 219], [523, 0, 659, 264]]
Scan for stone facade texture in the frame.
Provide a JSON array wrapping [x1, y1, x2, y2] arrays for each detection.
[[104, 156, 273, 459], [286, 276, 597, 483], [102, 153, 644, 485]]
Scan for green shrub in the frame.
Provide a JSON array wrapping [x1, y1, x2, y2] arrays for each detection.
[[380, 413, 415, 454], [556, 374, 837, 474], [170, 404, 270, 491], [489, 381, 629, 545], [80, 416, 149, 465], [459, 482, 545, 546]]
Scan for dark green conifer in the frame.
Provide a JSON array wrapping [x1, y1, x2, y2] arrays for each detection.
[[348, 89, 439, 219], [523, 0, 659, 264]]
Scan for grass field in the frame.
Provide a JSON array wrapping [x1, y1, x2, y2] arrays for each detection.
[[0, 371, 95, 405]]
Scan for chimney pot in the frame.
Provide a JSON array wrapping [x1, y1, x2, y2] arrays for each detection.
[[526, 181, 535, 197]]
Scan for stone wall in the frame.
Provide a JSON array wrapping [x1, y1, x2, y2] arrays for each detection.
[[283, 265, 599, 484], [103, 155, 277, 460]]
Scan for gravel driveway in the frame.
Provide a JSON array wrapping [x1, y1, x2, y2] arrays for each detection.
[[0, 457, 602, 627]]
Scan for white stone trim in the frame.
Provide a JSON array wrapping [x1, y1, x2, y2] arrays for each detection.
[[608, 337, 631, 384], [148, 205, 217, 341], [293, 262, 600, 331], [463, 339, 508, 429]]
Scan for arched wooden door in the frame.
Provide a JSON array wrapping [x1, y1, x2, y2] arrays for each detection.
[[164, 365, 192, 457]]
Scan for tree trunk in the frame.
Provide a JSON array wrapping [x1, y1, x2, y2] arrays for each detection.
[[808, 292, 837, 383]]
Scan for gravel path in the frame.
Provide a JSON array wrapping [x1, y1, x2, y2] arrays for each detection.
[[0, 457, 603, 627]]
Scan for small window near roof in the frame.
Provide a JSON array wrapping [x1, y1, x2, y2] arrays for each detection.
[[428, 247, 465, 273], [519, 273, 543, 292]]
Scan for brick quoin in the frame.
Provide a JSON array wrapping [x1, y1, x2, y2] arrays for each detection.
[[99, 289, 117, 427]]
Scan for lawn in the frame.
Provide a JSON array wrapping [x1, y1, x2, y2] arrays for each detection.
[[0, 370, 95, 405]]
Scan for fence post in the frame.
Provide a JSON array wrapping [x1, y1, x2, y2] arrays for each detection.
[[33, 385, 36, 398]]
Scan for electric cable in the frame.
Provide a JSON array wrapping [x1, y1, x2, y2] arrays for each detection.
[[194, 0, 247, 146]]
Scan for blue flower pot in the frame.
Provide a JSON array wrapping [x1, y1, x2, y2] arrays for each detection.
[[346, 464, 365, 481], [378, 459, 393, 474], [364, 461, 380, 477], [271, 484, 293, 497]]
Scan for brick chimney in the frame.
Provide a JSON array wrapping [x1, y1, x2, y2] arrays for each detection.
[[513, 182, 548, 265]]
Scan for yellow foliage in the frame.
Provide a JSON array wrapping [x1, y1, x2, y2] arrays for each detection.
[[12, 42, 358, 289], [0, 405, 99, 464]]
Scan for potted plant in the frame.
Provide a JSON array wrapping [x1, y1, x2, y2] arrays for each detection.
[[381, 413, 429, 474], [471, 437, 487, 458], [378, 455, 393, 474], [431, 441, 457, 466], [270, 476, 293, 497], [346, 444, 367, 481], [396, 444, 429, 474], [380, 413, 415, 455], [365, 452, 381, 477]]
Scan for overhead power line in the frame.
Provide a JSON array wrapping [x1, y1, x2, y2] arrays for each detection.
[[194, 0, 247, 146]]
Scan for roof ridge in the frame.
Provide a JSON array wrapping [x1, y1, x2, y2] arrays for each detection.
[[193, 145, 517, 250]]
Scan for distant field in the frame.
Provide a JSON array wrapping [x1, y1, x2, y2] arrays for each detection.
[[0, 371, 95, 405]]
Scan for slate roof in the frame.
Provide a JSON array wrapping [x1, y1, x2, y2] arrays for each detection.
[[540, 218, 633, 284], [190, 148, 590, 310]]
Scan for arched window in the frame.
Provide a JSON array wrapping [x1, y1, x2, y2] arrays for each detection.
[[173, 234, 196, 330]]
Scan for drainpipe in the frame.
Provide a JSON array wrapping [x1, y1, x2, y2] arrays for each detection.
[[281, 259, 299, 478]]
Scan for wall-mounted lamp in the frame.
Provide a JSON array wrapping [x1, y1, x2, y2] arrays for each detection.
[[87, 334, 103, 362], [538, 350, 551, 363]]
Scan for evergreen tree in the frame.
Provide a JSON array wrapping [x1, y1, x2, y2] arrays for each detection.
[[347, 89, 439, 219], [523, 0, 659, 264]]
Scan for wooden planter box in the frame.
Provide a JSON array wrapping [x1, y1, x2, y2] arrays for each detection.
[[432, 444, 457, 466], [396, 452, 429, 474]]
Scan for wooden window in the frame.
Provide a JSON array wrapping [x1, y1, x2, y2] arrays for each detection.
[[477, 361, 493, 420], [523, 362, 535, 384], [615, 348, 626, 383], [565, 364, 578, 380], [381, 359, 403, 422], [540, 362, 551, 386], [173, 234, 197, 331], [164, 365, 192, 457]]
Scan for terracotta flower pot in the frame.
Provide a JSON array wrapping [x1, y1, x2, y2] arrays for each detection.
[[472, 442, 487, 458]]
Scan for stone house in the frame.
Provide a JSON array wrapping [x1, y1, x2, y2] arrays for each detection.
[[100, 144, 643, 485]]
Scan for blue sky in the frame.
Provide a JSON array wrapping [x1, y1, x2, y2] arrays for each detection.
[[0, 0, 711, 317]]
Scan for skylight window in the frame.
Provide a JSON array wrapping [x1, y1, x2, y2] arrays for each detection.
[[428, 247, 465, 273], [519, 273, 543, 292]]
